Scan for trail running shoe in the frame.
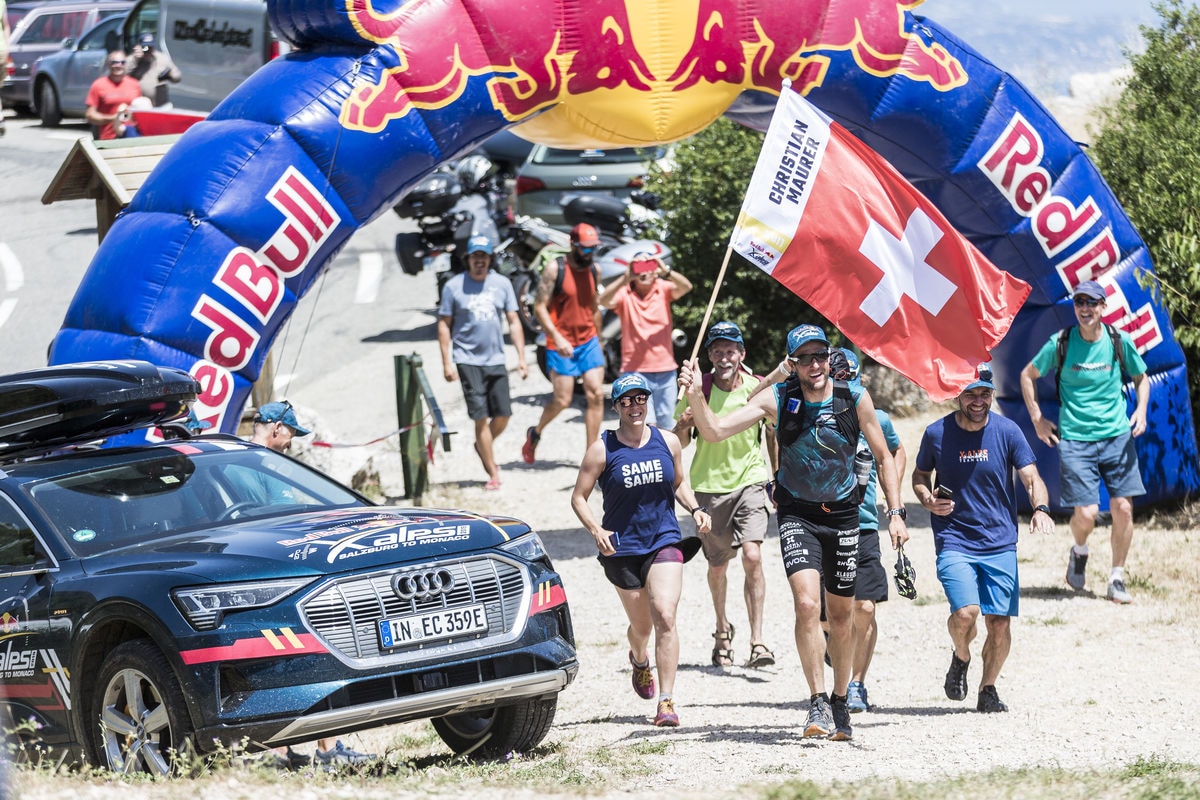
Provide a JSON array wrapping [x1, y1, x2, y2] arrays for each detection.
[[803, 694, 833, 738], [976, 685, 1009, 713], [1107, 578, 1133, 604], [654, 698, 679, 727], [944, 652, 969, 701], [629, 650, 656, 699], [1066, 548, 1088, 590], [846, 680, 869, 713], [314, 740, 374, 768], [829, 694, 853, 741], [522, 426, 540, 464]]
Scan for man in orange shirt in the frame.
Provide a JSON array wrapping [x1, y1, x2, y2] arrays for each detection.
[[597, 251, 692, 427], [85, 50, 143, 139], [525, 223, 607, 462]]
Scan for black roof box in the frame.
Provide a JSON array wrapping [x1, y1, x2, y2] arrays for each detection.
[[0, 361, 199, 462]]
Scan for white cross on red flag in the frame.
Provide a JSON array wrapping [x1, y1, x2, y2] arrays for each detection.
[[730, 84, 1031, 401]]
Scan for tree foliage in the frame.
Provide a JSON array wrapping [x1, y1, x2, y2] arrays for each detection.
[[649, 118, 827, 375], [1090, 0, 1200, 409]]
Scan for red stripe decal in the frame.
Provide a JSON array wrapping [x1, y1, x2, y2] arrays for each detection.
[[180, 632, 328, 665]]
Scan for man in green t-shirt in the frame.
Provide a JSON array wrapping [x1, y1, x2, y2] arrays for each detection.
[[674, 321, 777, 668], [1019, 280, 1149, 604]]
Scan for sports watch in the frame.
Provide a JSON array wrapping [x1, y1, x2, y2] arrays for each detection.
[[886, 507, 906, 520], [1034, 504, 1052, 515]]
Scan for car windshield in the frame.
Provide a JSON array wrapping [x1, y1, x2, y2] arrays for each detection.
[[534, 147, 665, 165], [24, 446, 365, 556]]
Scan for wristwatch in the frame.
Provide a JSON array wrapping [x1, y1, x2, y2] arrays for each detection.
[[886, 507, 906, 520], [1034, 504, 1052, 515], [690, 506, 708, 517]]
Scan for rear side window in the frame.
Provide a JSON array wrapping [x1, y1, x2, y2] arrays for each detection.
[[17, 10, 91, 44], [0, 497, 43, 570]]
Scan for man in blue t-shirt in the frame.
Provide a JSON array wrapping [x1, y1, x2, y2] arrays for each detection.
[[438, 235, 528, 489], [913, 363, 1054, 714]]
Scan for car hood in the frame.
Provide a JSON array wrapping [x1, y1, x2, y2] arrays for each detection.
[[83, 506, 534, 580]]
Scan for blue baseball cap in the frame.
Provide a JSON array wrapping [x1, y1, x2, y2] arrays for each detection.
[[786, 324, 829, 356], [963, 362, 995, 392], [831, 347, 861, 385], [255, 401, 311, 436], [1072, 280, 1105, 301], [466, 235, 493, 255], [611, 373, 651, 400], [704, 321, 744, 349]]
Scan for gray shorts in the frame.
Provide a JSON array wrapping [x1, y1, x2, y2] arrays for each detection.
[[1058, 430, 1145, 506], [695, 483, 770, 566]]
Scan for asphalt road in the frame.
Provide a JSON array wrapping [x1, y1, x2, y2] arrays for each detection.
[[0, 111, 436, 424]]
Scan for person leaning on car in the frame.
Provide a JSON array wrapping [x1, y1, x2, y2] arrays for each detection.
[[85, 50, 144, 139], [128, 32, 181, 107]]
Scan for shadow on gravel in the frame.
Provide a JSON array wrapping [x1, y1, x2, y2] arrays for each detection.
[[1021, 585, 1094, 600]]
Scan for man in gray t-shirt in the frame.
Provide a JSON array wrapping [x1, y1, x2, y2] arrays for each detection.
[[438, 235, 528, 489]]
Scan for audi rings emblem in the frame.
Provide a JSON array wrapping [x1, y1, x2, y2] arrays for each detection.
[[392, 568, 456, 600]]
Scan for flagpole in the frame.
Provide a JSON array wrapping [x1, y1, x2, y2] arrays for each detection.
[[689, 243, 735, 363]]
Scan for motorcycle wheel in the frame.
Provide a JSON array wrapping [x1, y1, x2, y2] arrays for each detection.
[[509, 271, 542, 339], [395, 232, 425, 276]]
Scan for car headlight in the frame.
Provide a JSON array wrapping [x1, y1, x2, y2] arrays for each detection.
[[499, 532, 548, 562], [171, 577, 313, 631]]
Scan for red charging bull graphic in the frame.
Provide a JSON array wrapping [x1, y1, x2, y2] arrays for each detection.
[[340, 0, 965, 134], [50, 0, 1198, 510]]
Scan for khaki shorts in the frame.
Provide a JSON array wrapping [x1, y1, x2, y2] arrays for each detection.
[[695, 483, 770, 566]]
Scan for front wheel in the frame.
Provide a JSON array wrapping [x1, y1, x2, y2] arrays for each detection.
[[89, 639, 194, 775], [509, 270, 541, 339], [431, 697, 558, 759], [38, 82, 62, 127]]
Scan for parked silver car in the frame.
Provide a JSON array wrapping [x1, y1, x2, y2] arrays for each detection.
[[514, 144, 670, 229], [1, 0, 133, 113], [30, 12, 125, 125]]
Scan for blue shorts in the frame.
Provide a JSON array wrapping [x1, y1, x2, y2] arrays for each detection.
[[634, 369, 677, 427], [936, 548, 1019, 617], [1058, 430, 1146, 507], [545, 335, 605, 377]]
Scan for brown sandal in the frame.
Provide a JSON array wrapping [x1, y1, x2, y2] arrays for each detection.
[[711, 623, 735, 667], [747, 642, 775, 668]]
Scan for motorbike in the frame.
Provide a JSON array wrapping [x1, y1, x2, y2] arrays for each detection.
[[392, 154, 512, 302], [501, 191, 684, 382]]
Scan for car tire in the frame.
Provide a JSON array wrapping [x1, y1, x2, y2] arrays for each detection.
[[89, 639, 195, 775], [394, 231, 424, 276], [37, 82, 61, 128], [431, 697, 557, 758], [509, 270, 542, 338]]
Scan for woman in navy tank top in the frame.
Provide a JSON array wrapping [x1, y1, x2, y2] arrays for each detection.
[[572, 374, 710, 728]]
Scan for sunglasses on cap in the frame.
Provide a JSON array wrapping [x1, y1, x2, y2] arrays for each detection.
[[788, 349, 831, 366], [1073, 296, 1103, 307], [615, 393, 649, 408]]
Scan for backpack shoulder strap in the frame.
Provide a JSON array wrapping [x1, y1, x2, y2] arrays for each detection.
[[701, 372, 713, 400], [1105, 322, 1129, 379], [551, 256, 566, 298], [1055, 326, 1073, 402], [831, 379, 861, 446]]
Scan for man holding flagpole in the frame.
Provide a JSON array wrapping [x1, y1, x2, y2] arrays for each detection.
[[679, 324, 907, 742]]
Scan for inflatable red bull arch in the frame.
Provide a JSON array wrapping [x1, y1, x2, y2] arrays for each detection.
[[49, 0, 1199, 508]]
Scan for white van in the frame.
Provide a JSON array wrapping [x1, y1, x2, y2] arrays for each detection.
[[119, 0, 283, 111]]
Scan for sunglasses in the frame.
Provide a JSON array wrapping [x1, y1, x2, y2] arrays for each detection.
[[109, 59, 126, 65], [575, 245, 596, 255], [1073, 296, 1103, 307], [788, 349, 831, 366], [616, 393, 649, 408]]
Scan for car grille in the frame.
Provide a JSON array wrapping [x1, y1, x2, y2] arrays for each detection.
[[300, 555, 527, 667]]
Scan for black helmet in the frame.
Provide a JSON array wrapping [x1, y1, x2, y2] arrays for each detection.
[[455, 155, 494, 192]]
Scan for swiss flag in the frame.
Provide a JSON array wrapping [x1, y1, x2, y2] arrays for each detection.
[[730, 85, 1030, 401]]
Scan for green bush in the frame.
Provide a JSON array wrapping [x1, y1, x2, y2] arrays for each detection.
[[1089, 0, 1200, 418]]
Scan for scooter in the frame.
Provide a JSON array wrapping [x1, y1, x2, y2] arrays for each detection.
[[392, 154, 511, 302]]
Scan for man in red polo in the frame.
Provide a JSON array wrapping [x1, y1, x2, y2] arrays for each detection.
[[85, 50, 143, 139]]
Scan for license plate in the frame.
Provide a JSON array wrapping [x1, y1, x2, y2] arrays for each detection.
[[378, 603, 488, 648]]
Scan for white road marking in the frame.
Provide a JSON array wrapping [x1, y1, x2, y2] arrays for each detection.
[[355, 252, 383, 304], [0, 243, 24, 329]]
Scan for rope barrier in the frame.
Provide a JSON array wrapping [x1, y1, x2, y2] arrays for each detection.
[[309, 413, 436, 449]]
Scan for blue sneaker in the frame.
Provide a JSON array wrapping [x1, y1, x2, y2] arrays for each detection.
[[846, 681, 869, 713]]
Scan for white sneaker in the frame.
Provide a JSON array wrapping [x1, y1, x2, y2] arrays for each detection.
[[1107, 578, 1133, 604]]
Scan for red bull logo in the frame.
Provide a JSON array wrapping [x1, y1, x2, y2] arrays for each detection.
[[339, 0, 966, 139]]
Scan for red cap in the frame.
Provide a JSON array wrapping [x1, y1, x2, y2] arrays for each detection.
[[570, 223, 601, 247]]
